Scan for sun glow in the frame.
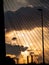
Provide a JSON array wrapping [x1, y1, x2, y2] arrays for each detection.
[[5, 27, 49, 64]]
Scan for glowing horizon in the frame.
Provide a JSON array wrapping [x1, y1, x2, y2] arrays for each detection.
[[5, 27, 49, 64]]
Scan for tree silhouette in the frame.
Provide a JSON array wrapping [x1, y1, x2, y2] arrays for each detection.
[[5, 56, 15, 64], [6, 43, 28, 56]]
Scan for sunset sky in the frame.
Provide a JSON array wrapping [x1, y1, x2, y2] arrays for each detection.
[[4, 0, 49, 64]]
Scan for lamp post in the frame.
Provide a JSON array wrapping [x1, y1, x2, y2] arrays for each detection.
[[38, 9, 45, 63]]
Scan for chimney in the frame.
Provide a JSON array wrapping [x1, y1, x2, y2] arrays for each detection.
[[16, 58, 19, 64], [27, 56, 29, 64], [31, 55, 33, 63]]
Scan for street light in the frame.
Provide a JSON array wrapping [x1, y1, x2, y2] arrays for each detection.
[[38, 8, 45, 63]]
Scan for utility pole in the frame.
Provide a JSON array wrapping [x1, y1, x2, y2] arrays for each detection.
[[38, 9, 45, 64]]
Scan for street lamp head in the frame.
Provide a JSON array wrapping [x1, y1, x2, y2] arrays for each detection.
[[38, 9, 43, 11]]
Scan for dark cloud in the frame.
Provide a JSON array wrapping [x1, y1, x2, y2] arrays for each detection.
[[26, 0, 49, 11], [4, 6, 49, 32], [27, 0, 40, 6], [6, 43, 28, 57], [40, 0, 49, 3]]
